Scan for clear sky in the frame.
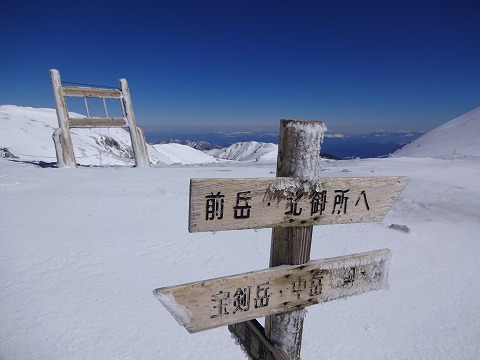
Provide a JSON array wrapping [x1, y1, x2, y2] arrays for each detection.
[[1, 0, 479, 134]]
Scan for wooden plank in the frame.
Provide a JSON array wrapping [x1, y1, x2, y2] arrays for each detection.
[[62, 85, 122, 98], [153, 249, 390, 333], [189, 177, 409, 232], [68, 117, 128, 128], [120, 78, 150, 167], [229, 320, 289, 360], [50, 69, 77, 167]]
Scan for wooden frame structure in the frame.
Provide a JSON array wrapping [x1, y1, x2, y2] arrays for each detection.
[[49, 69, 150, 168]]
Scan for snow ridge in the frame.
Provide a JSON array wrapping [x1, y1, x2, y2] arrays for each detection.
[[207, 141, 278, 161], [394, 107, 480, 158]]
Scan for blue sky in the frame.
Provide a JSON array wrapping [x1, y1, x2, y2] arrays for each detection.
[[1, 0, 479, 134]]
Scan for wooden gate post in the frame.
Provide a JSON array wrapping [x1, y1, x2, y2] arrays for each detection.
[[265, 119, 326, 359], [50, 69, 77, 168], [119, 78, 150, 168]]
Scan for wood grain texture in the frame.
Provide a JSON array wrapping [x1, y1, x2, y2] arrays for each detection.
[[120, 79, 150, 168], [229, 320, 289, 360], [68, 117, 128, 128], [50, 69, 77, 167], [189, 177, 409, 232], [153, 249, 390, 333], [62, 86, 122, 98], [266, 119, 324, 359]]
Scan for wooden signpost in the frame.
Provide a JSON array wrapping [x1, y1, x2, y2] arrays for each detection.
[[153, 119, 409, 359]]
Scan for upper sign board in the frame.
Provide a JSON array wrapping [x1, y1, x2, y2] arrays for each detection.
[[189, 177, 409, 232], [154, 249, 390, 333]]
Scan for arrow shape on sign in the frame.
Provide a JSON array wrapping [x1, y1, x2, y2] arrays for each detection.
[[153, 249, 390, 333]]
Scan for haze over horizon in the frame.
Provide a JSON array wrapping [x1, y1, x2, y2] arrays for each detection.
[[1, 0, 479, 134]]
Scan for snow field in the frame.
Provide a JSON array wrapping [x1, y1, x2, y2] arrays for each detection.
[[1, 156, 479, 359]]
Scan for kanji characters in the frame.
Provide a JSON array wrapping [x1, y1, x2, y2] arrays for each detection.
[[205, 192, 225, 220], [309, 270, 326, 296], [254, 282, 271, 308], [211, 290, 230, 318], [234, 191, 252, 219], [310, 190, 327, 216], [332, 189, 350, 214], [233, 287, 251, 314], [292, 277, 307, 299]]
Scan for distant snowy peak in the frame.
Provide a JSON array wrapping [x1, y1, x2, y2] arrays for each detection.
[[325, 133, 346, 139], [394, 107, 480, 158], [207, 141, 278, 161], [151, 143, 217, 164], [157, 139, 221, 151]]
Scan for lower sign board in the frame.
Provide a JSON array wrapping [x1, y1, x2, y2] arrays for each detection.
[[189, 176, 409, 232], [153, 249, 390, 333]]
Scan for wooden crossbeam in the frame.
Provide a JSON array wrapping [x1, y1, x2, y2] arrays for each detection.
[[62, 85, 123, 98], [68, 117, 128, 128]]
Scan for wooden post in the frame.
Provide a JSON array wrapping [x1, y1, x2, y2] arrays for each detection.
[[229, 320, 289, 360], [119, 78, 150, 168], [50, 69, 77, 168], [265, 119, 326, 359]]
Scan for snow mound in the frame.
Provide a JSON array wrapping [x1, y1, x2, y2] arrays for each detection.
[[207, 141, 278, 161], [151, 143, 217, 164], [394, 107, 480, 158]]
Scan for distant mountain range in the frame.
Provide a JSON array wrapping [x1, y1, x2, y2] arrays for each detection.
[[206, 141, 277, 161], [152, 130, 424, 159], [3, 105, 478, 166], [322, 131, 424, 159]]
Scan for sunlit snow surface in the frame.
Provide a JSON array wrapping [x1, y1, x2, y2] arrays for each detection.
[[1, 106, 480, 359], [394, 106, 480, 158], [1, 156, 479, 359]]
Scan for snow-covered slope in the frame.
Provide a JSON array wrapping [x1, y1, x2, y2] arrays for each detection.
[[207, 141, 278, 161], [394, 107, 480, 158], [0, 105, 174, 165], [152, 143, 217, 164]]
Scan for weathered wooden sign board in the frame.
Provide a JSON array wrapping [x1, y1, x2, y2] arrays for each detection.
[[189, 177, 409, 232], [153, 249, 390, 333]]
